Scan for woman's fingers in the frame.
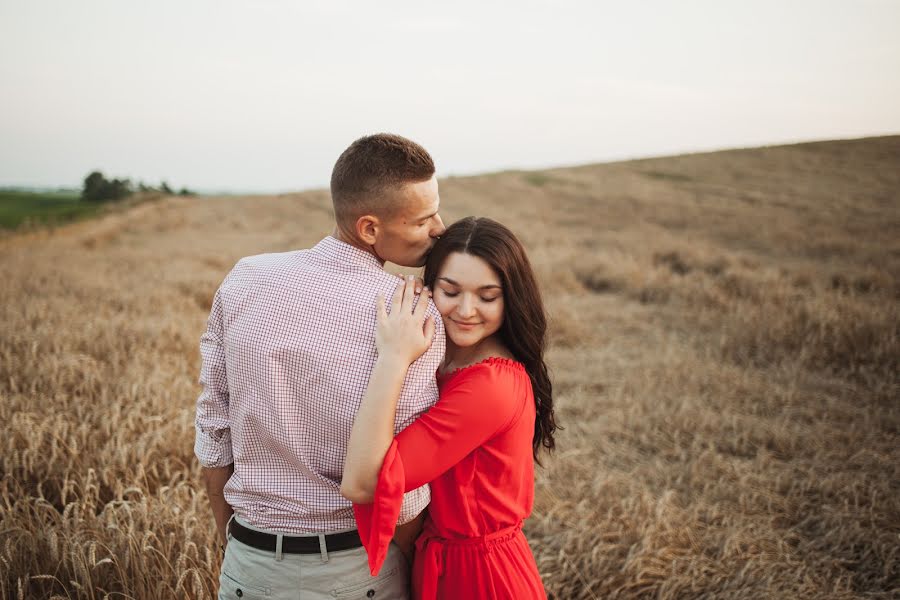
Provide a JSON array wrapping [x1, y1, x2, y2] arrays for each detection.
[[402, 275, 416, 313], [395, 273, 425, 295], [414, 287, 430, 319], [389, 281, 404, 316], [423, 315, 437, 346], [376, 293, 386, 322], [377, 279, 436, 364]]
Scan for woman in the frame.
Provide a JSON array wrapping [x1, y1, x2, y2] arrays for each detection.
[[341, 216, 557, 599]]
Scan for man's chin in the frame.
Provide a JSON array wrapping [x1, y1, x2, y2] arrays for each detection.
[[420, 246, 438, 266], [410, 252, 430, 268], [392, 247, 432, 268], [392, 257, 427, 268]]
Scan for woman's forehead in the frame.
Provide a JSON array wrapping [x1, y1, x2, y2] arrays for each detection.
[[437, 252, 502, 288]]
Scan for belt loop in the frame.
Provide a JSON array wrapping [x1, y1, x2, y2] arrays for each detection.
[[226, 514, 236, 541], [318, 533, 329, 564], [275, 533, 284, 562]]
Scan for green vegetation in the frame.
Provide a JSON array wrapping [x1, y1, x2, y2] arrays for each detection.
[[80, 171, 195, 203], [0, 189, 103, 230], [0, 171, 198, 231]]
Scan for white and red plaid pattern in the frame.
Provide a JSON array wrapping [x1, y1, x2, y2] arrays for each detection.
[[194, 236, 446, 533]]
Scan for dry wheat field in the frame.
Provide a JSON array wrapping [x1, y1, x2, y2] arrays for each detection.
[[2, 136, 899, 599]]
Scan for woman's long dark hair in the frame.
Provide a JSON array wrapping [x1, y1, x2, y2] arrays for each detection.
[[424, 216, 558, 463]]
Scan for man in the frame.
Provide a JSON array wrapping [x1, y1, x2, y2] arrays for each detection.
[[194, 133, 446, 599]]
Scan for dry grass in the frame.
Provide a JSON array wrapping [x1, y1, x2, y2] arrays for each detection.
[[2, 136, 899, 599]]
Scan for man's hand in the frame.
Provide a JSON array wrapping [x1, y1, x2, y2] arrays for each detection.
[[393, 509, 426, 567], [201, 464, 235, 547]]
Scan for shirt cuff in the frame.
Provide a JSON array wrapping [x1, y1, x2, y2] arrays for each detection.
[[194, 428, 234, 468]]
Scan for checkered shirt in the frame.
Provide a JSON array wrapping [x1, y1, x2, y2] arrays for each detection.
[[194, 236, 446, 533]]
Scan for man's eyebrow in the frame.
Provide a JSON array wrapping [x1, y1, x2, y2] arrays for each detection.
[[437, 276, 502, 290], [415, 200, 440, 221]]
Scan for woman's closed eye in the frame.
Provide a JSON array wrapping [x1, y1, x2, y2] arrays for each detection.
[[441, 290, 500, 302]]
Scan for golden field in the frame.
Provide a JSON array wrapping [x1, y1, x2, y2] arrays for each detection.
[[1, 136, 898, 599]]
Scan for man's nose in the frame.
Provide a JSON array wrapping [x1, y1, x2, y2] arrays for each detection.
[[431, 214, 446, 238]]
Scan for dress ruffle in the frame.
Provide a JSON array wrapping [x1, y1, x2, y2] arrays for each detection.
[[353, 438, 404, 576]]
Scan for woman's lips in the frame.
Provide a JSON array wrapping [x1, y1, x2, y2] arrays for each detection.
[[451, 320, 481, 330]]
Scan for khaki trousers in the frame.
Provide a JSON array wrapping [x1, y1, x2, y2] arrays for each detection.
[[218, 516, 410, 600]]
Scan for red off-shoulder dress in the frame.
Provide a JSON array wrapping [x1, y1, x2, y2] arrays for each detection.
[[353, 357, 546, 600]]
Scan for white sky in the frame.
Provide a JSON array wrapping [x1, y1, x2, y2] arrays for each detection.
[[2, 0, 899, 192]]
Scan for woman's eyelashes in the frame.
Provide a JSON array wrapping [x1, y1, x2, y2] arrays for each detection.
[[439, 289, 500, 302]]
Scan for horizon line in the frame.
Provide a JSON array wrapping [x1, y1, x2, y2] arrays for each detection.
[[3, 131, 897, 196]]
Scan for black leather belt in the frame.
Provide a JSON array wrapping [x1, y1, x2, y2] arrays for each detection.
[[228, 519, 363, 554]]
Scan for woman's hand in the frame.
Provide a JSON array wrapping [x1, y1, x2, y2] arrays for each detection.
[[343, 277, 433, 504], [376, 275, 437, 366]]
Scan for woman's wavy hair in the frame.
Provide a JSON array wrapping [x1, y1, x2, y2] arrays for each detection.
[[424, 216, 558, 462]]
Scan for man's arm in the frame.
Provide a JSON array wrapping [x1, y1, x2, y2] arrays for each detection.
[[202, 464, 235, 546], [194, 282, 236, 545]]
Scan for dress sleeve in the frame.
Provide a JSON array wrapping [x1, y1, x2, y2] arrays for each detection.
[[353, 361, 526, 575]]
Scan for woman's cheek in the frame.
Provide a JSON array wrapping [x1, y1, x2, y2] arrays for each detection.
[[485, 301, 504, 332], [432, 295, 453, 318]]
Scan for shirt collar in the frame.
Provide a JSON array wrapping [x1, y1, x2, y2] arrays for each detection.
[[312, 236, 384, 272]]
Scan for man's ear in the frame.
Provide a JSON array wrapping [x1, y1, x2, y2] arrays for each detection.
[[356, 214, 380, 246]]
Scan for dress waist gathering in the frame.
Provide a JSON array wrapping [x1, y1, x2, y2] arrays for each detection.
[[413, 520, 525, 600]]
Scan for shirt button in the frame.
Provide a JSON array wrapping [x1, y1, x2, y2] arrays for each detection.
[[236, 590, 243, 597], [367, 590, 375, 598]]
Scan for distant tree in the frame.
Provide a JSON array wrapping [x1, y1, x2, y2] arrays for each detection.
[[82, 171, 107, 202], [160, 181, 174, 195], [109, 178, 132, 200], [178, 187, 195, 196], [81, 171, 133, 202]]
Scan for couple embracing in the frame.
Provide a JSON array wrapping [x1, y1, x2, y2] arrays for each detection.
[[195, 133, 558, 599]]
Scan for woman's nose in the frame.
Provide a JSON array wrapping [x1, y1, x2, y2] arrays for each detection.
[[457, 295, 476, 318]]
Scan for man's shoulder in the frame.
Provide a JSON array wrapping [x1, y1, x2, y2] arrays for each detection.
[[223, 250, 306, 284], [234, 250, 304, 271]]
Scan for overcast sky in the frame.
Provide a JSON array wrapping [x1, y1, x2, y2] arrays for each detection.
[[2, 0, 899, 192]]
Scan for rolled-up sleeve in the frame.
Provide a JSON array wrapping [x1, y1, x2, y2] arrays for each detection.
[[194, 284, 234, 468]]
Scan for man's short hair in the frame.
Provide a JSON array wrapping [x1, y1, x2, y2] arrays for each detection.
[[330, 133, 435, 227]]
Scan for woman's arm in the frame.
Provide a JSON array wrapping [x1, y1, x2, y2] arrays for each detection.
[[352, 361, 525, 575], [340, 353, 409, 502], [340, 276, 436, 503]]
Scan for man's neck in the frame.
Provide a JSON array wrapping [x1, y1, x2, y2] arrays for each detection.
[[331, 226, 384, 266]]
